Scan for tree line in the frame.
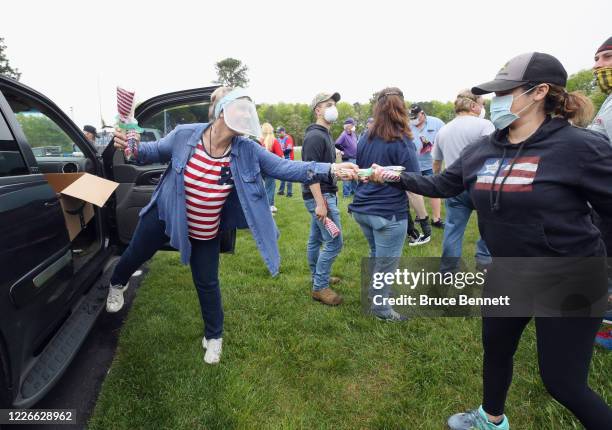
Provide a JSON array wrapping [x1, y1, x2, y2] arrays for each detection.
[[255, 70, 606, 146]]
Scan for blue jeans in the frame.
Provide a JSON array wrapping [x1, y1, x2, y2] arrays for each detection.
[[278, 155, 293, 196], [304, 194, 343, 291], [111, 204, 224, 339], [441, 190, 491, 272], [263, 174, 276, 206], [352, 212, 407, 313], [342, 158, 357, 197]]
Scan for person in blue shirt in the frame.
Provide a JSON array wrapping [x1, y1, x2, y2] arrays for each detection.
[[409, 105, 445, 232], [349, 88, 420, 321], [106, 87, 359, 365]]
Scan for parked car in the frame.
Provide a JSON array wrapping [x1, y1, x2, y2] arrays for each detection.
[[31, 146, 62, 157], [0, 75, 218, 408], [139, 127, 162, 143]]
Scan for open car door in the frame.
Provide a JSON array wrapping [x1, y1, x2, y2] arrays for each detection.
[[110, 85, 219, 245]]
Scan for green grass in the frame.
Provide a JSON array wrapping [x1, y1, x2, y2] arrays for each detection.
[[89, 178, 611, 430]]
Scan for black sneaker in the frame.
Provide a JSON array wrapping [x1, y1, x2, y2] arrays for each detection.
[[431, 218, 445, 229], [416, 216, 432, 238], [408, 234, 431, 246], [407, 226, 421, 241], [277, 190, 284, 196]]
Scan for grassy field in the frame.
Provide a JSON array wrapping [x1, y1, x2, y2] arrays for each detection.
[[89, 161, 611, 429]]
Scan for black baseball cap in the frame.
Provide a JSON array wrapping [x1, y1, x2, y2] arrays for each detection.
[[472, 52, 568, 95], [83, 125, 97, 135], [409, 104, 423, 119]]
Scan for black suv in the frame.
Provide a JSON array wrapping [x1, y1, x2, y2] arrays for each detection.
[[0, 75, 217, 408]]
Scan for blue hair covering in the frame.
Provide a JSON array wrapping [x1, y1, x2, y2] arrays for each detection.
[[213, 88, 252, 119]]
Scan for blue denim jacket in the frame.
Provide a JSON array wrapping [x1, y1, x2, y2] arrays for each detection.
[[137, 123, 331, 275]]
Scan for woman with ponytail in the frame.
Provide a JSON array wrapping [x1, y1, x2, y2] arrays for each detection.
[[369, 53, 612, 429], [259, 122, 284, 212]]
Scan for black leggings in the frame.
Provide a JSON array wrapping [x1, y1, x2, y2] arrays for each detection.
[[482, 317, 612, 430]]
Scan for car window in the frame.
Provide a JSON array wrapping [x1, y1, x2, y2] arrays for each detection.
[[4, 92, 85, 160], [0, 111, 29, 177], [95, 130, 114, 154], [139, 102, 210, 138]]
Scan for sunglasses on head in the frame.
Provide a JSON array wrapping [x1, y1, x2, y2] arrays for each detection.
[[378, 91, 404, 101]]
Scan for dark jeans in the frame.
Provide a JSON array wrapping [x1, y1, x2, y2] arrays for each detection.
[[342, 157, 357, 197], [482, 316, 612, 429], [441, 191, 491, 272], [278, 155, 293, 196], [111, 204, 224, 339]]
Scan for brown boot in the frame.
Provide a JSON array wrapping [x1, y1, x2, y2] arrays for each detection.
[[312, 287, 343, 306]]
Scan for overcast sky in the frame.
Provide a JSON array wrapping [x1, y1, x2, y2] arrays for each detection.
[[2, 0, 609, 128]]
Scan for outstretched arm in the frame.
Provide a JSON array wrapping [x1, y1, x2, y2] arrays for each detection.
[[370, 157, 465, 198]]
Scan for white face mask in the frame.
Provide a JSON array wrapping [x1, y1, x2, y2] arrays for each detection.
[[410, 118, 419, 126], [323, 105, 338, 123], [479, 105, 486, 119]]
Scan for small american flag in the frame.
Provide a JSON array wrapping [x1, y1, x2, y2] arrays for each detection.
[[474, 156, 540, 192], [125, 129, 139, 160], [324, 217, 340, 238], [380, 170, 401, 182], [117, 87, 135, 122]]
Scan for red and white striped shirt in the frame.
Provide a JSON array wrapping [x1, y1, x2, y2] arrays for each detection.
[[184, 139, 233, 240]]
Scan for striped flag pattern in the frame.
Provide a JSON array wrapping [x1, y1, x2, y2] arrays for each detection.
[[380, 170, 401, 182], [474, 156, 540, 192], [184, 140, 233, 240], [324, 217, 340, 238], [117, 87, 135, 122]]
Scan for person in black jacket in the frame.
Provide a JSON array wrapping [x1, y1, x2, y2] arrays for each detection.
[[370, 52, 612, 430], [302, 92, 357, 306]]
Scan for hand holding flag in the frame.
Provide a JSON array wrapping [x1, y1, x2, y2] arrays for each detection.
[[116, 87, 143, 162]]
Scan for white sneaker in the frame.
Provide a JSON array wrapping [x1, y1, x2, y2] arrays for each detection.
[[270, 205, 278, 213], [106, 282, 128, 313], [203, 337, 223, 364]]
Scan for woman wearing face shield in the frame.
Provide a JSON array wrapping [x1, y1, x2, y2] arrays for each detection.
[[369, 53, 612, 429], [106, 87, 359, 365]]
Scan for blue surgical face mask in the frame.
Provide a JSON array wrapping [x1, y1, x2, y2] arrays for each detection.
[[490, 86, 537, 130]]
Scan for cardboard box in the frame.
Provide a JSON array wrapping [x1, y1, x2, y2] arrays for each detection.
[[45, 173, 119, 241]]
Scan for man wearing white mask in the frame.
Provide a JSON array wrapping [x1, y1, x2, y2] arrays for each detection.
[[302, 92, 344, 306], [432, 89, 494, 273]]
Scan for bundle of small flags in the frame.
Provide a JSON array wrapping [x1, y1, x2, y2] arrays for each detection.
[[379, 169, 401, 182], [324, 216, 340, 238], [116, 87, 143, 162], [357, 167, 401, 182], [322, 200, 340, 238]]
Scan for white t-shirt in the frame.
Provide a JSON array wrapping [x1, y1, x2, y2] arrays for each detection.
[[433, 115, 495, 168]]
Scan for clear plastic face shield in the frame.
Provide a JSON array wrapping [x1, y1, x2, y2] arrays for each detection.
[[222, 98, 262, 138]]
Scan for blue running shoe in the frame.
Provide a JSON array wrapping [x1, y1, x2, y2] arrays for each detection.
[[447, 405, 509, 430]]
